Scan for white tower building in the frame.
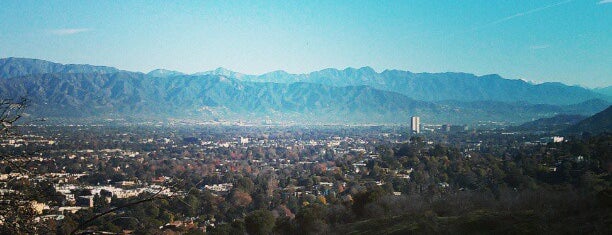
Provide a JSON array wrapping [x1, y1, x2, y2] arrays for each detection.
[[411, 116, 420, 134]]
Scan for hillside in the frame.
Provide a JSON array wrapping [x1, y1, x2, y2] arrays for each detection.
[[593, 86, 612, 97], [565, 106, 612, 134], [335, 207, 610, 235], [514, 114, 587, 132]]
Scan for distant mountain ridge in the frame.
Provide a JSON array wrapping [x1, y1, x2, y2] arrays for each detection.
[[2, 57, 607, 106], [0, 58, 609, 124], [0, 72, 431, 123], [188, 66, 609, 105], [0, 57, 121, 78], [193, 67, 252, 79], [0, 71, 607, 124], [146, 69, 185, 78], [230, 67, 610, 105]]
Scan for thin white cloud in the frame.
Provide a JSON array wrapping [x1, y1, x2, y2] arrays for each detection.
[[530, 44, 551, 50], [49, 28, 92, 35], [468, 0, 574, 33], [599, 0, 612, 4]]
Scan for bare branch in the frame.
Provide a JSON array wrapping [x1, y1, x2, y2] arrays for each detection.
[[70, 181, 180, 235]]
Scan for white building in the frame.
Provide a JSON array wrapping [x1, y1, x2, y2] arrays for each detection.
[[411, 116, 420, 134], [540, 136, 564, 143]]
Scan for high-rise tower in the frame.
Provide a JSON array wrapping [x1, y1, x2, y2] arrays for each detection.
[[411, 116, 420, 134]]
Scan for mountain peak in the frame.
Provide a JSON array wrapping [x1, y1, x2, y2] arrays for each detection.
[[267, 70, 290, 75], [357, 66, 376, 73], [194, 67, 247, 78], [213, 67, 234, 74], [0, 57, 121, 79], [147, 69, 185, 78], [337, 66, 376, 73], [479, 74, 503, 80]]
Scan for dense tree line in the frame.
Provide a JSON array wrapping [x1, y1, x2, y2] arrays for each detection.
[[2, 122, 610, 234]]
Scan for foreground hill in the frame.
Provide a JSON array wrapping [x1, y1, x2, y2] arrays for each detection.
[[565, 106, 612, 134], [335, 206, 610, 235]]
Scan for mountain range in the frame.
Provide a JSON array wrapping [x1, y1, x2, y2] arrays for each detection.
[[240, 68, 611, 105], [176, 66, 611, 105], [0, 57, 609, 125]]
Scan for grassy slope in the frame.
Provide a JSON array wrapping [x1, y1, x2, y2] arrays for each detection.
[[336, 208, 611, 234]]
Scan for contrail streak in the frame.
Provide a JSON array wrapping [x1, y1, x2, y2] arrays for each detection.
[[468, 0, 574, 33]]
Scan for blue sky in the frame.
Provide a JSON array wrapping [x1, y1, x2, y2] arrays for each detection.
[[0, 0, 610, 87]]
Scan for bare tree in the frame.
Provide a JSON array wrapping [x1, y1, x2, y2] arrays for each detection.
[[1, 98, 184, 234], [0, 97, 27, 133], [69, 179, 194, 234], [0, 98, 49, 234]]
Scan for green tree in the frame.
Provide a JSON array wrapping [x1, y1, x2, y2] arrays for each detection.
[[244, 209, 275, 235], [296, 204, 328, 235]]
